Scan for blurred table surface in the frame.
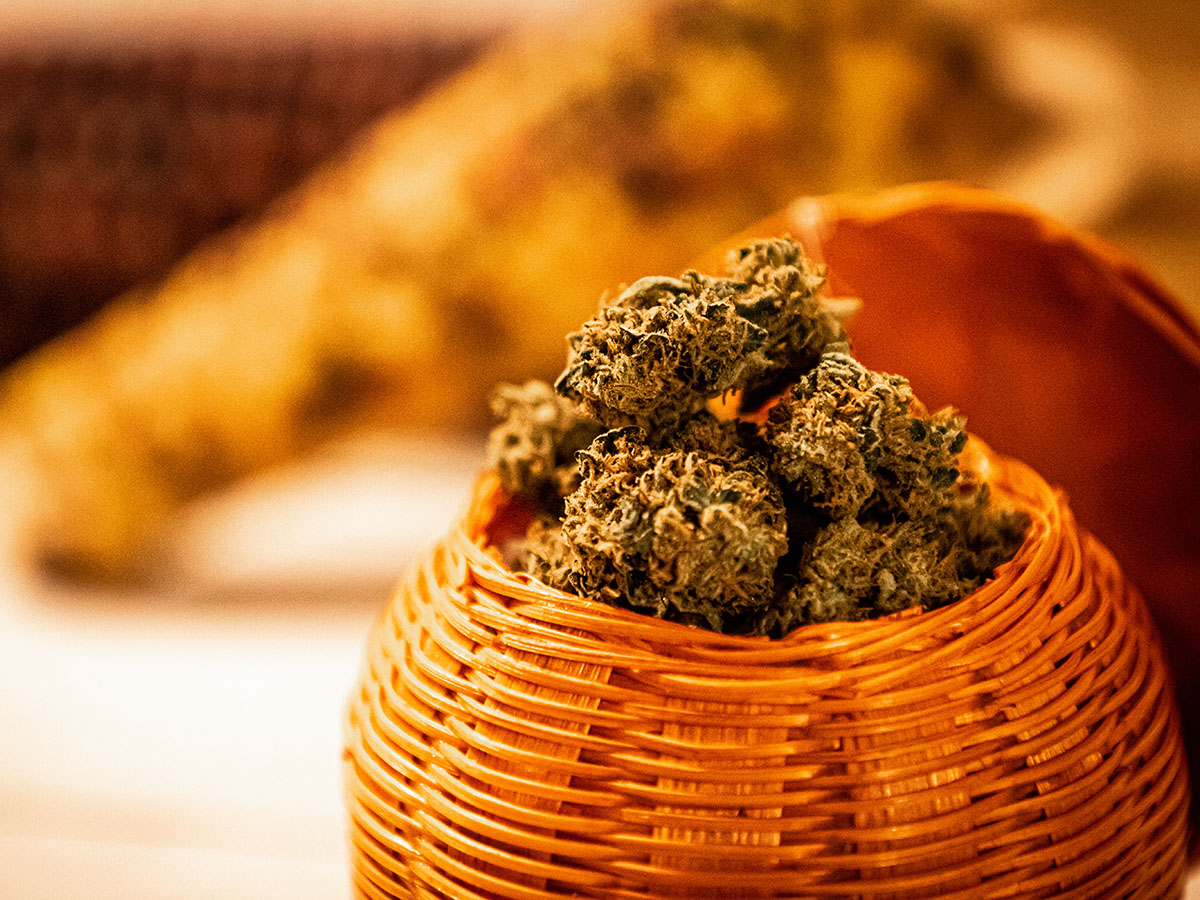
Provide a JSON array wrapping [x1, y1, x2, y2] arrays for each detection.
[[0, 433, 484, 900]]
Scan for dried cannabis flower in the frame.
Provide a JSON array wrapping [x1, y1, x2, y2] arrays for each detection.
[[489, 237, 1029, 634], [724, 238, 849, 408], [775, 517, 959, 628], [486, 380, 601, 504], [554, 275, 764, 429], [525, 427, 789, 632], [763, 352, 966, 520], [761, 494, 1028, 637], [556, 238, 845, 430]]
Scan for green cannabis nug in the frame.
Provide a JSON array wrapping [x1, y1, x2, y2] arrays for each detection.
[[488, 238, 1028, 635]]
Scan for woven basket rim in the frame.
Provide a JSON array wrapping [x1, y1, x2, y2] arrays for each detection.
[[455, 436, 1057, 655]]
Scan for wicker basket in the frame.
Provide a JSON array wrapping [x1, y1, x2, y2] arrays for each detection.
[[344, 441, 1190, 899]]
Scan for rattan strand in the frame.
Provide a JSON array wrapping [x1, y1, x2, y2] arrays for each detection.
[[344, 444, 1190, 899]]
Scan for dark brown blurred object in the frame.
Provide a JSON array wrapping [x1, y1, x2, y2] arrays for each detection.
[[0, 34, 491, 366]]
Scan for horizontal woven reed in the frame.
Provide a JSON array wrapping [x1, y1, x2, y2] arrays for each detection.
[[344, 443, 1190, 899]]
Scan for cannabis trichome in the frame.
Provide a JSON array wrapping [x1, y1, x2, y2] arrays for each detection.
[[488, 238, 1028, 635]]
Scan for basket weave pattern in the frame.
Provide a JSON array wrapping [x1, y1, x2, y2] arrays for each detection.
[[344, 447, 1190, 899]]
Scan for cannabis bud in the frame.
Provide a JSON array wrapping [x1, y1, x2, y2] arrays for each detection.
[[486, 381, 601, 504], [526, 427, 788, 632], [763, 352, 966, 520], [555, 238, 845, 430], [487, 238, 1028, 634]]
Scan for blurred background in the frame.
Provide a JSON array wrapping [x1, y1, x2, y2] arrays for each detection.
[[0, 1, 1197, 898]]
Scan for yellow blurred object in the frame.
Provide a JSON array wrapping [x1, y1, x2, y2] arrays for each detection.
[[0, 0, 1040, 580]]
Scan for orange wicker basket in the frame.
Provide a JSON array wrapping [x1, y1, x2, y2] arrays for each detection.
[[344, 439, 1190, 899]]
